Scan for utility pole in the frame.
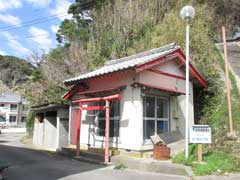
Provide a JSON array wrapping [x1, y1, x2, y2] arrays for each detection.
[[222, 26, 234, 136]]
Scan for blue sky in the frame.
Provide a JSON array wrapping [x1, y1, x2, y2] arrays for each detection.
[[0, 0, 75, 59]]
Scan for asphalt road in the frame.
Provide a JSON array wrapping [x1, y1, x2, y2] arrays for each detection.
[[0, 132, 188, 180]]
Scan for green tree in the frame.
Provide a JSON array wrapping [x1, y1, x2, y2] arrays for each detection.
[[57, 0, 109, 44]]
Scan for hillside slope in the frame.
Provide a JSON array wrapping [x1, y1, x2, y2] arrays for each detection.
[[22, 0, 240, 152], [0, 55, 35, 89]]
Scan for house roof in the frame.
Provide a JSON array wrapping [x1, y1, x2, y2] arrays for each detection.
[[64, 43, 178, 85], [0, 92, 22, 103], [31, 103, 69, 111], [64, 43, 208, 88]]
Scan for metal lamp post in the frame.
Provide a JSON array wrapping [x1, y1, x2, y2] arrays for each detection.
[[180, 5, 195, 159]]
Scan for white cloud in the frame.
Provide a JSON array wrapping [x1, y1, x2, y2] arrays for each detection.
[[1, 32, 32, 55], [24, 0, 52, 7], [49, 0, 72, 20], [29, 26, 52, 50], [0, 0, 22, 11], [0, 50, 6, 55], [0, 14, 21, 26], [50, 25, 59, 33]]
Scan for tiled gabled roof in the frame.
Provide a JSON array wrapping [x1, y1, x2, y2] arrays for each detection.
[[64, 43, 179, 85]]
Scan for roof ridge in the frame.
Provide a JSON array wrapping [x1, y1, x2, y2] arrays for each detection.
[[64, 43, 180, 85], [105, 43, 177, 66]]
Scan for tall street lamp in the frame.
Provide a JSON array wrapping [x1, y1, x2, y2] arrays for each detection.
[[180, 5, 195, 159]]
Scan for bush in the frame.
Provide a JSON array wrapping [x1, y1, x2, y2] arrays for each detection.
[[26, 110, 35, 135], [173, 145, 240, 175]]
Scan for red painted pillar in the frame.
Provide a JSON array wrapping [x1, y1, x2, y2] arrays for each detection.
[[76, 102, 82, 156], [104, 100, 110, 164]]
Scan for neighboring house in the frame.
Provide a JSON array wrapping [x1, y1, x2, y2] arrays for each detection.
[[0, 92, 28, 127], [32, 103, 69, 150], [63, 43, 208, 163]]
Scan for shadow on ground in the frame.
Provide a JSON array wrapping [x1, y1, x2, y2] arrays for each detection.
[[0, 144, 104, 180]]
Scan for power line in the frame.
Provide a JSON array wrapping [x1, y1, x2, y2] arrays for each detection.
[[0, 33, 55, 42], [0, 1, 95, 32], [0, 14, 70, 32], [0, 12, 68, 30], [0, 1, 95, 43], [0, 0, 96, 33]]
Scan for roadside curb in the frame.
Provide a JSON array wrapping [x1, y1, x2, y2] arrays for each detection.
[[1, 128, 26, 133], [111, 155, 193, 177]]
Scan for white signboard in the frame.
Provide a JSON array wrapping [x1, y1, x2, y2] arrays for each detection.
[[190, 125, 211, 144]]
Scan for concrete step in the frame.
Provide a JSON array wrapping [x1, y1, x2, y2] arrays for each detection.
[[112, 155, 193, 177]]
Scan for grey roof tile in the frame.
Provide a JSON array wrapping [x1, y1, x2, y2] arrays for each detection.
[[64, 43, 178, 85]]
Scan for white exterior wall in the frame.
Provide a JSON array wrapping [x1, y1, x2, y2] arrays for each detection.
[[57, 109, 69, 150], [0, 103, 27, 126], [33, 108, 69, 151], [0, 103, 18, 126], [138, 61, 195, 138], [69, 59, 196, 151], [118, 86, 142, 150], [158, 60, 195, 134], [176, 82, 194, 136], [156, 60, 185, 76], [69, 70, 143, 150], [73, 85, 143, 151], [33, 117, 44, 147], [43, 117, 57, 149], [33, 115, 57, 150]]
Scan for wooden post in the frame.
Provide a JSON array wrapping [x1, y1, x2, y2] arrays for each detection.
[[198, 144, 203, 163], [76, 102, 82, 156], [104, 100, 110, 164], [222, 26, 234, 135]]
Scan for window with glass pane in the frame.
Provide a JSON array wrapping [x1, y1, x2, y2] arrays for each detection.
[[157, 98, 168, 118], [143, 96, 155, 117], [9, 116, 17, 122], [21, 116, 26, 122], [97, 101, 120, 137], [143, 120, 155, 139], [10, 104, 17, 111], [157, 120, 168, 134], [143, 96, 169, 140]]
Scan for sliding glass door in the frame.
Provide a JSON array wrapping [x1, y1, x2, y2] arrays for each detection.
[[143, 95, 169, 143]]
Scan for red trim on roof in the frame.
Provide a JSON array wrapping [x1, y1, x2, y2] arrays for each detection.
[[72, 94, 122, 103], [77, 85, 126, 96], [135, 49, 208, 89], [63, 47, 208, 101], [135, 49, 179, 72], [63, 86, 81, 100], [131, 82, 185, 95], [147, 68, 186, 80], [176, 49, 208, 89]]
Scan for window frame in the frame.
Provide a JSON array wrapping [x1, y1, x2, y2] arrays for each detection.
[[10, 104, 18, 111], [21, 116, 26, 122], [95, 100, 120, 139], [9, 115, 17, 123], [142, 94, 170, 144]]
